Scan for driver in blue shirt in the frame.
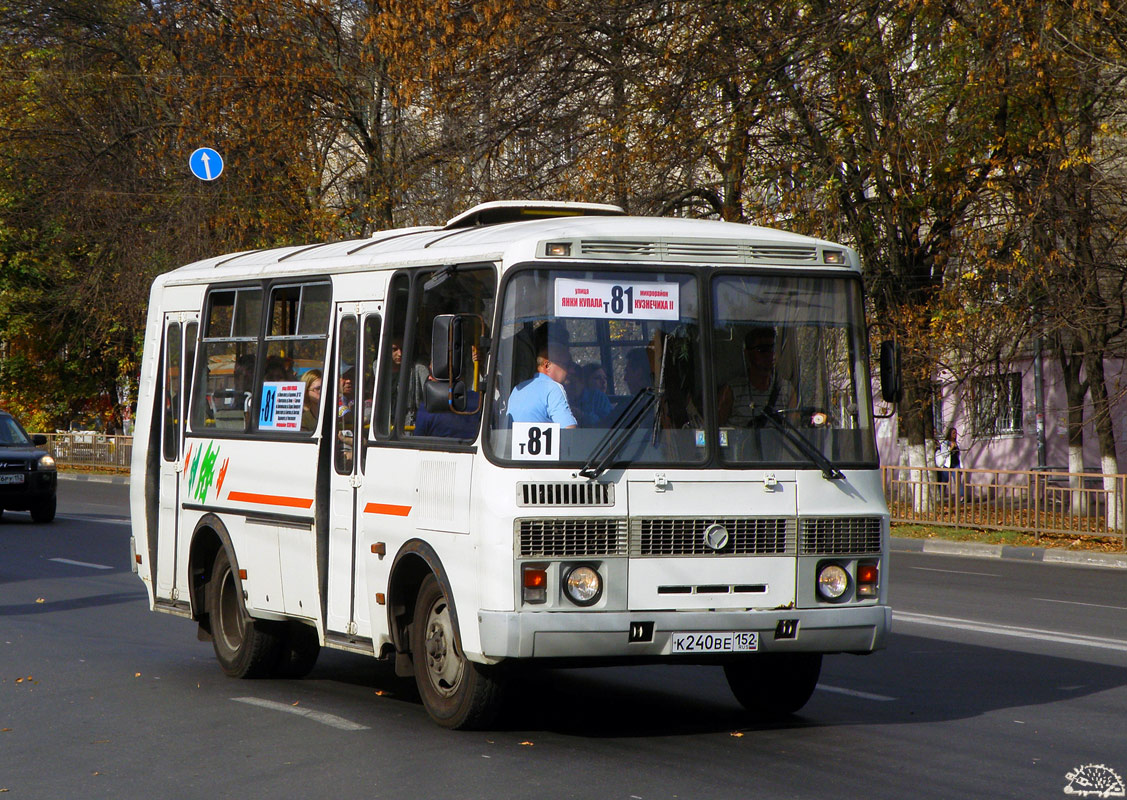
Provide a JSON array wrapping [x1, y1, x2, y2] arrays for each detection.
[[507, 343, 578, 427]]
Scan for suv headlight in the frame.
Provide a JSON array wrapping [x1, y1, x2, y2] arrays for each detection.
[[37, 454, 56, 471]]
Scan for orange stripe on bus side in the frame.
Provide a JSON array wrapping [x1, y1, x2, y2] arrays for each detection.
[[227, 491, 314, 509], [364, 502, 412, 517]]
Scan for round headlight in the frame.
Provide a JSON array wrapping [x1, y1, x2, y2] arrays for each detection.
[[817, 564, 849, 600], [37, 454, 57, 471], [563, 566, 602, 606]]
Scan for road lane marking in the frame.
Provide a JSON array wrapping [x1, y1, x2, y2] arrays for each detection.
[[232, 697, 369, 731], [817, 685, 896, 702], [908, 566, 1001, 577], [1032, 597, 1127, 612], [49, 558, 113, 570], [58, 514, 131, 525], [894, 611, 1127, 653]]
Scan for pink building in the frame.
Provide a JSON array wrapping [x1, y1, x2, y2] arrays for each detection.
[[876, 354, 1127, 475]]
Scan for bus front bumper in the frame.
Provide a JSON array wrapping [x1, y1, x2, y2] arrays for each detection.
[[476, 604, 891, 661]]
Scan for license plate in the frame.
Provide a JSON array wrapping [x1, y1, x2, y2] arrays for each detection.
[[0, 473, 24, 485], [671, 631, 758, 654]]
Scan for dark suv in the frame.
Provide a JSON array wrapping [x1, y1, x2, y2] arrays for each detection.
[[0, 412, 57, 522]]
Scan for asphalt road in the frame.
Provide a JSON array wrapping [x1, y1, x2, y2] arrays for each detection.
[[1, 477, 1124, 799]]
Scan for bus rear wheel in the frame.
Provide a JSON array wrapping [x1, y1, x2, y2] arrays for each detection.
[[410, 574, 502, 729], [724, 653, 822, 717], [207, 547, 280, 678]]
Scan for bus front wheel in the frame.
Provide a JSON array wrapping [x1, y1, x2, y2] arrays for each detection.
[[207, 547, 280, 678], [410, 574, 502, 729], [724, 653, 822, 717]]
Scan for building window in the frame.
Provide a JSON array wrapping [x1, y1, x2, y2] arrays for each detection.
[[970, 372, 1023, 437]]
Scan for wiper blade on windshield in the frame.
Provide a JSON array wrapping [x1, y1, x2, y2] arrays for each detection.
[[760, 407, 844, 480], [578, 388, 656, 480]]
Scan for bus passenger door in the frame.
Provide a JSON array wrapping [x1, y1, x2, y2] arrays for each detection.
[[326, 304, 382, 637], [156, 313, 197, 602]]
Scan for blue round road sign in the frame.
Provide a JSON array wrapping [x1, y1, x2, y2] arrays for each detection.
[[189, 147, 224, 181]]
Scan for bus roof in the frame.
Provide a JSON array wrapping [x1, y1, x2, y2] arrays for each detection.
[[158, 204, 860, 286]]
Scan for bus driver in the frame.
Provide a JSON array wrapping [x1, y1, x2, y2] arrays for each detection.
[[506, 343, 578, 427]]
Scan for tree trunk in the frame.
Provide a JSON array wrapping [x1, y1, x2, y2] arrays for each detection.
[[1054, 337, 1088, 512], [1082, 349, 1121, 531]]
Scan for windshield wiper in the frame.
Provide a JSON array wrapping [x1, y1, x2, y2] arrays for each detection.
[[578, 388, 657, 480], [759, 406, 844, 480]]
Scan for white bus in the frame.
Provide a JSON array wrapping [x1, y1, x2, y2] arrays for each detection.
[[130, 201, 895, 729]]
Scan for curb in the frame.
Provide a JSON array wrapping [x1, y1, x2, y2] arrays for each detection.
[[58, 472, 130, 486], [892, 536, 1127, 570]]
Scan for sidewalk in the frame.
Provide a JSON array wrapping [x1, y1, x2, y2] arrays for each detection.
[[892, 536, 1127, 570], [58, 471, 130, 485]]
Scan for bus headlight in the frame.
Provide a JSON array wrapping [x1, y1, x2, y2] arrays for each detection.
[[816, 564, 849, 600], [563, 565, 602, 606]]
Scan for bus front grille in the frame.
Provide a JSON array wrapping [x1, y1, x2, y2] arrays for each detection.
[[799, 517, 882, 555], [630, 518, 795, 557], [517, 518, 628, 557]]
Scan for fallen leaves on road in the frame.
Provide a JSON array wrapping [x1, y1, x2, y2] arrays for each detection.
[[35, 598, 45, 604], [519, 741, 534, 747]]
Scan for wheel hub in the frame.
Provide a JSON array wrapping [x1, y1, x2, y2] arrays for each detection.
[[423, 599, 463, 696]]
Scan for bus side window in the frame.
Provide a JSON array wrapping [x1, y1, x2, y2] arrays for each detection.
[[408, 266, 495, 440], [335, 316, 358, 473], [360, 314, 380, 449], [192, 287, 262, 432], [258, 282, 331, 434], [375, 273, 410, 438]]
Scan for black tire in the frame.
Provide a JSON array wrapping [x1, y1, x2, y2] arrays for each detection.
[[410, 573, 503, 729], [207, 547, 280, 678], [30, 496, 56, 523], [724, 653, 822, 718], [274, 621, 321, 679]]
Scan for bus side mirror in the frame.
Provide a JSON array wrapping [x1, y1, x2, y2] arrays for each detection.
[[423, 378, 468, 413], [879, 341, 902, 404], [431, 314, 463, 382]]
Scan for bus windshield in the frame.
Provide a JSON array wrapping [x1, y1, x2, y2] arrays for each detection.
[[711, 273, 877, 468], [485, 267, 877, 469]]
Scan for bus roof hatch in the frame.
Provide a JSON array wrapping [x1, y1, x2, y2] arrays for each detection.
[[444, 200, 625, 230]]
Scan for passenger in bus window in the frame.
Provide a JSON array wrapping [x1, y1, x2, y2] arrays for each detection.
[[263, 355, 292, 382], [718, 327, 796, 427], [506, 343, 578, 427], [337, 367, 356, 467], [301, 369, 322, 431], [624, 347, 654, 395], [234, 353, 256, 428], [390, 338, 429, 428], [573, 363, 613, 427], [563, 361, 584, 416]]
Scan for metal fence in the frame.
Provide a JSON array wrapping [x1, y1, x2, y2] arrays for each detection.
[[881, 465, 1127, 550], [42, 432, 133, 470]]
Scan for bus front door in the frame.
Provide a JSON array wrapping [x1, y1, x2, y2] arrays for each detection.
[[326, 305, 382, 639], [156, 313, 197, 603]]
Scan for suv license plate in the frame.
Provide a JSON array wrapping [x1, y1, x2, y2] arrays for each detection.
[[671, 631, 758, 654], [0, 473, 24, 484]]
